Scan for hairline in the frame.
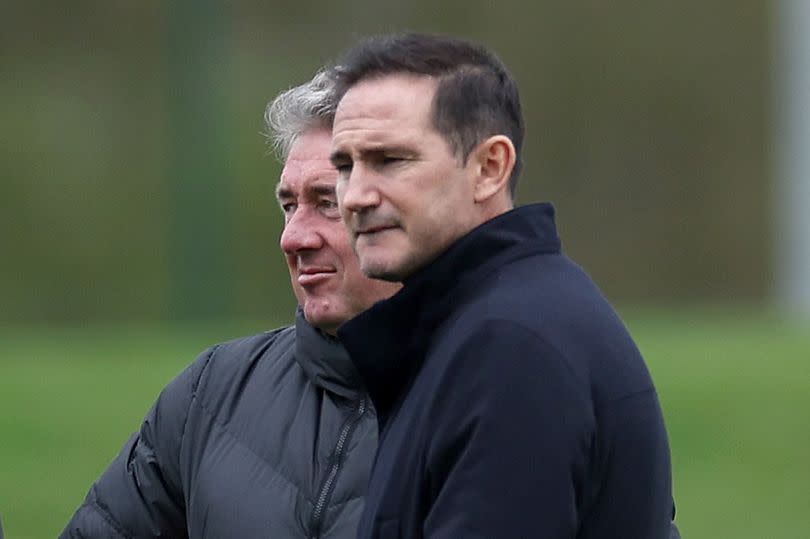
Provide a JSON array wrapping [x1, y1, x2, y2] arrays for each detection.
[[336, 68, 501, 164], [264, 69, 337, 163]]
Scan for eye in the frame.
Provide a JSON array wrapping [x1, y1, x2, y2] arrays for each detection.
[[280, 202, 297, 215], [377, 155, 410, 170], [332, 157, 353, 173], [319, 198, 341, 218]]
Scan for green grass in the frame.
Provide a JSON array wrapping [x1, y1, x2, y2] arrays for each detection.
[[0, 310, 808, 538], [627, 309, 810, 539]]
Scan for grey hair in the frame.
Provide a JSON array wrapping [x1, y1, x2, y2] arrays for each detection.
[[264, 68, 337, 161]]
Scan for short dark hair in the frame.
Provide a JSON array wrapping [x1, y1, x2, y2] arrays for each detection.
[[333, 33, 524, 196]]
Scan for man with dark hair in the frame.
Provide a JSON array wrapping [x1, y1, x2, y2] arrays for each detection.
[[60, 71, 401, 538], [333, 33, 525, 198], [332, 33, 678, 538]]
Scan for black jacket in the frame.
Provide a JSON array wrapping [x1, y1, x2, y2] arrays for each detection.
[[339, 203, 676, 539], [61, 311, 377, 538]]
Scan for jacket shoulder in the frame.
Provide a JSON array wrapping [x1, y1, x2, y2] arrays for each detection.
[[208, 325, 296, 367], [192, 325, 297, 403]]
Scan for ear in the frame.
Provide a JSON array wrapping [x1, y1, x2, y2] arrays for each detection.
[[469, 135, 516, 204]]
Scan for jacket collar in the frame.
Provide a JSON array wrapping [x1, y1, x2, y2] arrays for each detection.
[[338, 202, 562, 423], [294, 308, 365, 400]]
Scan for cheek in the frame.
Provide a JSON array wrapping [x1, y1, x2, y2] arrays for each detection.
[[328, 232, 358, 269], [417, 179, 460, 220], [412, 175, 471, 243], [283, 253, 297, 274], [288, 276, 306, 305]]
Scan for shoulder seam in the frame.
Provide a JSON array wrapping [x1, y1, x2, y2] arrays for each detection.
[[471, 317, 570, 364], [604, 386, 657, 407], [456, 317, 589, 397]]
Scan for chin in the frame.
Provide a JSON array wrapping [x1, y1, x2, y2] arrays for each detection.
[[357, 244, 407, 280], [303, 304, 346, 334], [360, 262, 404, 282], [362, 253, 423, 282]]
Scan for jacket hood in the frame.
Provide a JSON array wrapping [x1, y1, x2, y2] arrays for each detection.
[[295, 308, 366, 400]]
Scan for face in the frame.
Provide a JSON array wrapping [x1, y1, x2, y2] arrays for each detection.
[[278, 129, 401, 334], [332, 74, 482, 281]]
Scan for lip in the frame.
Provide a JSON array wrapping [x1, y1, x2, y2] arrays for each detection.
[[355, 225, 397, 236], [297, 267, 336, 285]]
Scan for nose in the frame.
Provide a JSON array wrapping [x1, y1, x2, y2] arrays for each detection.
[[280, 208, 323, 254], [338, 165, 381, 214]]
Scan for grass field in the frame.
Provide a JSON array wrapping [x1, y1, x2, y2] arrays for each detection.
[[1, 309, 808, 538]]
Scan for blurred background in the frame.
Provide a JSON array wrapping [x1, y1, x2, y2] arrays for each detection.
[[1, 1, 808, 537]]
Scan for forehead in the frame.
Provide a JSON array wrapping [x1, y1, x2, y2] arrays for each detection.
[[333, 74, 438, 135], [278, 129, 337, 196]]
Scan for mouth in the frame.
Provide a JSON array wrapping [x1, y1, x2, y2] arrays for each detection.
[[355, 225, 398, 237], [297, 267, 336, 286]]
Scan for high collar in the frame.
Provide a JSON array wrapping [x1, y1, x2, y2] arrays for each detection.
[[294, 308, 366, 400], [338, 202, 562, 422]]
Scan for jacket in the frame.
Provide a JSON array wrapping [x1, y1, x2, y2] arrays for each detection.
[[339, 202, 676, 538], [61, 310, 377, 538]]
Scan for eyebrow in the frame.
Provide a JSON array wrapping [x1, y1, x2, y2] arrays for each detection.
[[330, 146, 415, 166], [307, 184, 336, 197], [275, 184, 293, 200], [275, 183, 336, 201], [329, 150, 349, 167]]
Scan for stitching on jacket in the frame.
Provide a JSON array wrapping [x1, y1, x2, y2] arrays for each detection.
[[176, 344, 218, 499], [603, 386, 657, 407], [461, 317, 586, 389], [321, 491, 365, 509], [467, 317, 654, 406], [185, 327, 305, 498], [191, 391, 309, 501], [184, 344, 218, 437], [85, 498, 131, 539]]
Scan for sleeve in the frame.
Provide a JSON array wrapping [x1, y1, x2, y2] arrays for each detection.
[[422, 320, 671, 538], [59, 347, 215, 539]]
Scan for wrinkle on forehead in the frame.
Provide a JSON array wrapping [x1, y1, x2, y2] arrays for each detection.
[[280, 160, 336, 182], [277, 129, 338, 198], [276, 173, 337, 200]]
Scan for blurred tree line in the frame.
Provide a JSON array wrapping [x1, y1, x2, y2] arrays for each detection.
[[0, 0, 769, 324]]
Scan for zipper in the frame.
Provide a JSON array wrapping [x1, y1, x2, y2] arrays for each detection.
[[309, 397, 367, 539]]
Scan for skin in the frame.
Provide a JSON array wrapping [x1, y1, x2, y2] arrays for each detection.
[[277, 128, 401, 334], [331, 73, 517, 282]]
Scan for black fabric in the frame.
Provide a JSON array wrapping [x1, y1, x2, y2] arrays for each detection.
[[61, 310, 377, 538], [340, 203, 677, 539]]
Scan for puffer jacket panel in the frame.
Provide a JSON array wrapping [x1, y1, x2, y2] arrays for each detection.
[[61, 311, 377, 539], [183, 328, 377, 538]]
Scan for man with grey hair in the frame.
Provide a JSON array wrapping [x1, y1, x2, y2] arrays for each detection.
[[60, 69, 400, 538]]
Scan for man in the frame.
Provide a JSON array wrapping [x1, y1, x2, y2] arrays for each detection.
[[332, 33, 677, 538], [60, 70, 400, 538]]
